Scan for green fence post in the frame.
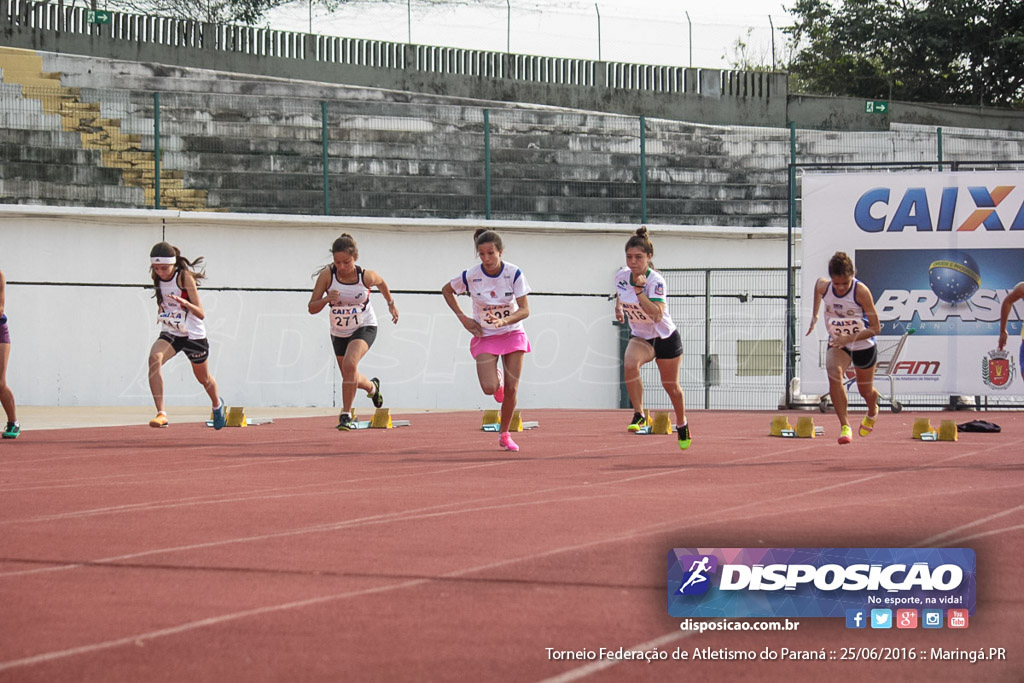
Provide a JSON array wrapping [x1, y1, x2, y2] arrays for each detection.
[[704, 268, 711, 409], [153, 92, 160, 210], [937, 127, 943, 172], [322, 101, 329, 216], [640, 115, 647, 224], [484, 108, 492, 220], [785, 121, 797, 407]]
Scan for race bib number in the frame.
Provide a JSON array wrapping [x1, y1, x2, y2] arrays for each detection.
[[158, 309, 186, 333], [331, 305, 361, 334], [827, 317, 863, 339], [621, 301, 651, 323], [481, 303, 513, 328]]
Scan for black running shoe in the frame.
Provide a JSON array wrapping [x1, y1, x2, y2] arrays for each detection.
[[337, 413, 356, 431], [367, 377, 383, 409], [2, 421, 19, 439], [627, 412, 647, 432]]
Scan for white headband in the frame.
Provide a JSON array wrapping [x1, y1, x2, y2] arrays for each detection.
[[151, 256, 176, 265]]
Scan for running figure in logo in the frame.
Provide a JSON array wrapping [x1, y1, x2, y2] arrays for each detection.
[[997, 281, 1024, 382], [147, 242, 226, 429], [806, 251, 881, 445], [614, 227, 691, 450], [679, 556, 712, 593], [308, 234, 398, 430]]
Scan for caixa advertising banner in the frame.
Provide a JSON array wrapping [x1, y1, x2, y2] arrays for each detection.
[[800, 171, 1024, 396], [667, 548, 975, 619]]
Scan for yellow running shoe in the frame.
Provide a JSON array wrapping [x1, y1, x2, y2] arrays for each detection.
[[838, 424, 853, 445], [627, 412, 647, 432], [859, 414, 877, 437], [149, 412, 168, 428]]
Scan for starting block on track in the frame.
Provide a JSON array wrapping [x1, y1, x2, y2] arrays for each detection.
[[912, 418, 934, 440], [206, 406, 273, 427], [352, 408, 410, 429], [771, 416, 823, 437], [916, 419, 955, 442], [634, 411, 674, 435], [769, 415, 793, 437], [482, 410, 538, 432]]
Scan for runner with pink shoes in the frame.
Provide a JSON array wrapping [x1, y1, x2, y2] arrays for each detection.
[[442, 229, 531, 452]]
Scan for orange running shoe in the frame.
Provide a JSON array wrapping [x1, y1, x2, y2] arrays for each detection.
[[149, 412, 168, 428]]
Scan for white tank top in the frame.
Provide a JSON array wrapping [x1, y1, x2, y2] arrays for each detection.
[[822, 278, 875, 352], [156, 272, 206, 339], [328, 265, 377, 338], [448, 262, 531, 337], [615, 267, 677, 340]]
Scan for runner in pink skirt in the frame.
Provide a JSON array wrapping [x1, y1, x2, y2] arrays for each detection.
[[442, 229, 531, 451]]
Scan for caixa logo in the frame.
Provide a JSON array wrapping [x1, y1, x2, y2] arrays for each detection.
[[855, 186, 1024, 232]]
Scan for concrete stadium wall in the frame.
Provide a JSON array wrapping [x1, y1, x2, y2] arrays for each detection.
[[0, 206, 788, 409], [788, 95, 1024, 134], [2, 0, 787, 127]]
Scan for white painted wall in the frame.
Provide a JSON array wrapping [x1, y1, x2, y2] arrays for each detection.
[[0, 206, 789, 408]]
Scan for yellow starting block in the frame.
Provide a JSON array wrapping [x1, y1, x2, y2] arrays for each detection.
[[770, 415, 793, 437], [206, 406, 273, 427], [938, 419, 958, 442], [482, 410, 539, 432], [795, 416, 816, 438], [912, 418, 934, 440]]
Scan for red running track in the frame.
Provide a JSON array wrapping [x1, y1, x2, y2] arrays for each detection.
[[0, 409, 1021, 682]]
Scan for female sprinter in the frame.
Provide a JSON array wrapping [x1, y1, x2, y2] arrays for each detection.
[[147, 242, 226, 429], [308, 234, 398, 430], [0, 269, 19, 439], [614, 226, 691, 450], [442, 229, 531, 452], [806, 251, 881, 445]]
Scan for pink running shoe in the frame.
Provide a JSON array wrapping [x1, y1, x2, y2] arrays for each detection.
[[499, 431, 519, 452], [493, 367, 505, 403]]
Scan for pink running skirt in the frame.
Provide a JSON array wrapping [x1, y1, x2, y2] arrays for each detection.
[[470, 329, 531, 358]]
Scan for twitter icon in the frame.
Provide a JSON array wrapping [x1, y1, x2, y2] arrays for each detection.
[[870, 609, 893, 629]]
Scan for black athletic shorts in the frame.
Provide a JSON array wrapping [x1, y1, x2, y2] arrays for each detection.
[[158, 332, 210, 364], [841, 344, 878, 370], [633, 329, 683, 360], [331, 326, 377, 357]]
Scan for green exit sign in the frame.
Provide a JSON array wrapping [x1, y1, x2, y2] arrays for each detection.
[[865, 100, 889, 114], [87, 10, 112, 24]]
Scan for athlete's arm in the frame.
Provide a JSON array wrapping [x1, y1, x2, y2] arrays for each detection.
[[0, 270, 5, 318], [805, 278, 827, 336], [442, 281, 483, 337], [493, 295, 529, 329], [853, 282, 880, 342], [614, 294, 624, 324], [307, 268, 336, 315], [171, 270, 205, 320], [364, 269, 399, 324], [998, 282, 1024, 351], [632, 273, 665, 323]]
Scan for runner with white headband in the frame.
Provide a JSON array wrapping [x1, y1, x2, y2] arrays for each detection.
[[147, 241, 226, 429]]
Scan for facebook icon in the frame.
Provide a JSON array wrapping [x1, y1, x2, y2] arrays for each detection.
[[846, 609, 867, 629]]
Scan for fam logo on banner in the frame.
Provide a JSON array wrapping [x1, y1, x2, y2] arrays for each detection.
[[667, 548, 976, 619], [800, 171, 1024, 397]]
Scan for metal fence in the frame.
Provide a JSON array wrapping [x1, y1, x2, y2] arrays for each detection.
[[623, 268, 792, 411], [8, 78, 1024, 225]]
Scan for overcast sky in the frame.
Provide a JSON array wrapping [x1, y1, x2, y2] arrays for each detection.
[[266, 0, 794, 70]]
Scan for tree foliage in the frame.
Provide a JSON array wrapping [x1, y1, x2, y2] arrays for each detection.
[[784, 0, 1024, 107]]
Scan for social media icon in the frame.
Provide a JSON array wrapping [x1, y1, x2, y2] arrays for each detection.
[[922, 609, 943, 628], [948, 609, 969, 629], [870, 609, 892, 629], [896, 609, 918, 628], [846, 609, 867, 629]]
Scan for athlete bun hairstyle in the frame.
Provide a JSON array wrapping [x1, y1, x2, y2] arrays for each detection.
[[828, 251, 855, 277], [625, 226, 654, 257], [473, 228, 503, 252], [331, 233, 359, 259], [149, 241, 205, 304]]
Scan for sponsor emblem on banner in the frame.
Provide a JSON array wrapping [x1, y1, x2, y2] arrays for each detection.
[[981, 349, 1015, 389], [667, 548, 976, 619]]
